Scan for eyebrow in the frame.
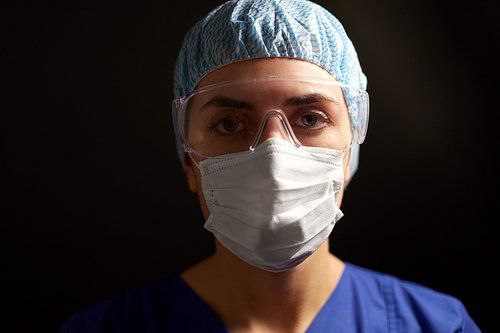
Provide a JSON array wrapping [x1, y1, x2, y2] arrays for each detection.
[[200, 96, 254, 111], [199, 93, 339, 111], [284, 93, 340, 107]]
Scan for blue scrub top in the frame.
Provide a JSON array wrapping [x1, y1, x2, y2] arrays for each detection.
[[59, 263, 480, 332]]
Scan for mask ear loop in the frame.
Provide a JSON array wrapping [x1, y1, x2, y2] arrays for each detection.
[[187, 152, 201, 170]]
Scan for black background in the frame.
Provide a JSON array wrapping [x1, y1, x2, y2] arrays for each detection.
[[3, 0, 498, 331]]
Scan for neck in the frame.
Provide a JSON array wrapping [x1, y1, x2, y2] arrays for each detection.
[[181, 239, 345, 333]]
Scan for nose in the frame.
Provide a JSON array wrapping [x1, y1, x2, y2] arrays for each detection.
[[251, 110, 301, 149], [261, 115, 290, 141]]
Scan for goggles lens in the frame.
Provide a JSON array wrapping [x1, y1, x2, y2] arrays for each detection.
[[173, 76, 369, 158]]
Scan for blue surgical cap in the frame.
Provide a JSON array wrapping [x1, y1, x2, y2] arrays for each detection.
[[174, 0, 367, 179]]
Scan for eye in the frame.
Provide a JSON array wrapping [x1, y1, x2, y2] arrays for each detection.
[[300, 114, 319, 127], [208, 113, 245, 135], [217, 118, 242, 133], [294, 110, 329, 129]]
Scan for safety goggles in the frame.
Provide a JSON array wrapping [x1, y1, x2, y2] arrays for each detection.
[[172, 76, 369, 159]]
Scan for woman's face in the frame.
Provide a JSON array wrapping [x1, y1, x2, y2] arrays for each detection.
[[184, 58, 352, 219]]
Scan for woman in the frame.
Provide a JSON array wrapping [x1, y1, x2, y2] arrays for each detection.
[[60, 0, 480, 331]]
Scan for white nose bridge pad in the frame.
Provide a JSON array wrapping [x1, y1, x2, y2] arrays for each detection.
[[250, 109, 302, 151]]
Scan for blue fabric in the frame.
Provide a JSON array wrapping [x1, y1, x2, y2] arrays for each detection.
[[173, 0, 367, 178], [58, 273, 228, 333], [308, 263, 480, 332], [58, 263, 480, 332]]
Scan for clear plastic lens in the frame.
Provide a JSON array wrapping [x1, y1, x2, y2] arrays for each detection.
[[172, 76, 369, 158]]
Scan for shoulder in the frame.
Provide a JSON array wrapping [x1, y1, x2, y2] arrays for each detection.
[[341, 263, 481, 332], [58, 274, 226, 333], [344, 262, 464, 311]]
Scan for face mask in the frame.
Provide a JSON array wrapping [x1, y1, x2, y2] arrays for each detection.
[[196, 138, 345, 272]]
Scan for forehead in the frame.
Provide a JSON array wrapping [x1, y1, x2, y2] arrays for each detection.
[[197, 58, 337, 89], [190, 78, 346, 113]]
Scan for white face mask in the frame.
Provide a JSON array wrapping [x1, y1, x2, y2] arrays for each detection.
[[196, 138, 345, 272]]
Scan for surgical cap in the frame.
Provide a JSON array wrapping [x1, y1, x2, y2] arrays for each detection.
[[173, 0, 367, 179]]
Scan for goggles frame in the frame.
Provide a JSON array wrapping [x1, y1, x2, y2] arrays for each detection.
[[172, 75, 369, 158]]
